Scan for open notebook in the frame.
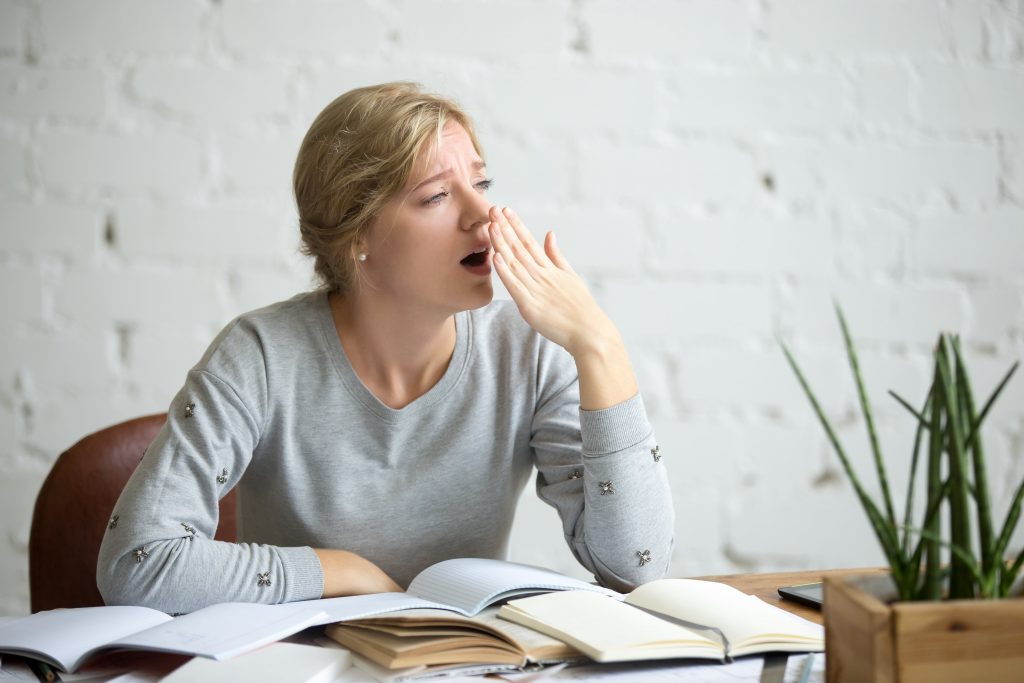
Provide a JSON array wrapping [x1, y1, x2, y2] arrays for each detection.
[[498, 578, 824, 662]]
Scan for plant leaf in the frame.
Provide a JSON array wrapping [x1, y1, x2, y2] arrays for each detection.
[[834, 302, 898, 529], [779, 338, 902, 564]]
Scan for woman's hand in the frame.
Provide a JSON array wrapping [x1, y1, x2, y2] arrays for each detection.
[[314, 548, 403, 596], [488, 206, 616, 358], [488, 206, 638, 410]]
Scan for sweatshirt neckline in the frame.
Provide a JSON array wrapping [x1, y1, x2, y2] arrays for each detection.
[[315, 290, 472, 423]]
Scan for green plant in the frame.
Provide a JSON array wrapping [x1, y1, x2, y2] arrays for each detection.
[[780, 304, 1023, 601]]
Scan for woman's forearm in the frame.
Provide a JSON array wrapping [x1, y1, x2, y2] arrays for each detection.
[[314, 548, 404, 596], [572, 325, 639, 411]]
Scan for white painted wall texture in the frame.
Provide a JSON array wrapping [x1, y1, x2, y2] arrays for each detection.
[[1, 0, 1023, 615]]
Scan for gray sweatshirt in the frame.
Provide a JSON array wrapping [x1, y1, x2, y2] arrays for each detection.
[[97, 291, 674, 614]]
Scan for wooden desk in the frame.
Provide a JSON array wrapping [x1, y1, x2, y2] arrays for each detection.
[[695, 567, 889, 625]]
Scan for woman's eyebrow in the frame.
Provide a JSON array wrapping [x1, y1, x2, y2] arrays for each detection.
[[412, 160, 487, 191]]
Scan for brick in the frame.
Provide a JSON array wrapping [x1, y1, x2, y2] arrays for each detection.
[[36, 132, 205, 195], [396, 0, 566, 61], [582, 0, 754, 62], [912, 208, 1024, 275], [626, 346, 679, 419], [947, 0, 987, 59], [917, 66, 1024, 132], [762, 141, 999, 206], [115, 202, 288, 262], [967, 285, 1024, 346], [478, 136, 573, 206], [1008, 137, 1024, 204], [649, 214, 834, 278], [510, 204, 645, 273], [834, 207, 909, 278], [855, 65, 913, 125], [301, 69, 480, 137], [131, 65, 290, 124], [23, 392, 153, 456], [0, 0, 27, 55], [674, 346, 854, 415], [54, 267, 227, 328], [665, 69, 846, 132], [474, 66, 659, 135], [0, 134, 27, 190], [40, 0, 203, 57], [579, 141, 757, 206], [791, 285, 970, 346], [0, 265, 44, 325], [0, 66, 109, 120], [657, 417, 743, 489], [218, 132, 301, 196], [982, 1, 1024, 61], [958, 349, 1024, 429], [223, 266, 313, 316], [0, 203, 100, 255], [669, 484, 724, 571], [5, 329, 115, 398], [222, 0, 385, 58], [0, 468, 46, 614], [599, 282, 773, 343], [126, 324, 216, 401], [726, 475, 887, 567], [764, 0, 947, 56]]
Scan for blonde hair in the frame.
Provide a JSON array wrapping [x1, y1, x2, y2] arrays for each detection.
[[293, 81, 484, 293]]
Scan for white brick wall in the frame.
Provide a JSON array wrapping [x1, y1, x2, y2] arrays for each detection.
[[2, 0, 1023, 615]]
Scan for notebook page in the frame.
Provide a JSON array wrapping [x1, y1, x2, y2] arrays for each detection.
[[472, 606, 578, 659], [288, 592, 452, 626], [626, 580, 823, 650], [499, 591, 722, 663], [0, 606, 171, 672], [406, 558, 619, 615], [108, 602, 326, 662]]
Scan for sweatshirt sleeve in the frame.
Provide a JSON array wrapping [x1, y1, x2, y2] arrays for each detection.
[[530, 345, 675, 593], [97, 352, 323, 614]]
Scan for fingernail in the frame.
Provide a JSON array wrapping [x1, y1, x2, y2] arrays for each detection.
[[503, 206, 513, 216]]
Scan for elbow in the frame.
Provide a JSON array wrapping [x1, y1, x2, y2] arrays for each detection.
[[585, 535, 674, 593], [96, 536, 169, 610], [96, 547, 148, 607]]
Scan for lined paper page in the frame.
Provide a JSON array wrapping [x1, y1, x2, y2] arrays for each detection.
[[407, 558, 619, 615], [109, 602, 326, 662], [290, 592, 453, 625], [0, 606, 171, 672]]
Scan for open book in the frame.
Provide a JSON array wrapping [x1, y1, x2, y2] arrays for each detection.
[[325, 606, 580, 670], [497, 579, 824, 663], [0, 559, 608, 674], [0, 602, 326, 674], [294, 557, 617, 624]]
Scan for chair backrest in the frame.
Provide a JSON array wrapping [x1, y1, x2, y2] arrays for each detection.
[[28, 414, 237, 613]]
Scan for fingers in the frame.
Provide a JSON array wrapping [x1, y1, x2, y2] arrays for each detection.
[[544, 231, 575, 273], [492, 250, 533, 304], [498, 206, 548, 267], [489, 216, 536, 286]]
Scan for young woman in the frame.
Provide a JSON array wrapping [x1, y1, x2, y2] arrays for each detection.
[[97, 82, 674, 614]]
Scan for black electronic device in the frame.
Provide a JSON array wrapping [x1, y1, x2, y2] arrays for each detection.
[[777, 582, 823, 609]]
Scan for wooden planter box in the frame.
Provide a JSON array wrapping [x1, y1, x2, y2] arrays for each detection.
[[824, 573, 1024, 683]]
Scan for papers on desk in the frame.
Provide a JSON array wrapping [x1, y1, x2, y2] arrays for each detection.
[[0, 602, 326, 673]]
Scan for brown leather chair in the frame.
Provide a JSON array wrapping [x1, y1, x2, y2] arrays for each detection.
[[28, 414, 237, 613]]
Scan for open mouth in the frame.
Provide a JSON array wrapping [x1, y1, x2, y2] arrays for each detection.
[[460, 250, 489, 268]]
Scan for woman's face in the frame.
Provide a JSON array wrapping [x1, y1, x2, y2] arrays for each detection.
[[359, 121, 495, 315]]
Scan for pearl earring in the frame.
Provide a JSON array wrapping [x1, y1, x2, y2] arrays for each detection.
[[357, 253, 367, 262]]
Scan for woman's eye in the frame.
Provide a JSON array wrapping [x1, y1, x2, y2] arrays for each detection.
[[423, 178, 494, 206]]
